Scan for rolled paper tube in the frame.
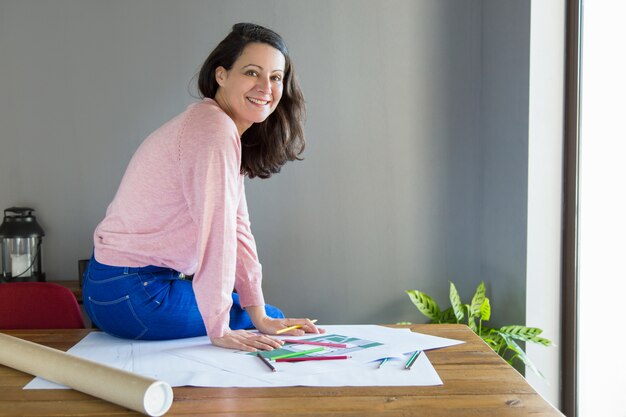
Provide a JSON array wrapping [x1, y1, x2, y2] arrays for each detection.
[[0, 333, 173, 416]]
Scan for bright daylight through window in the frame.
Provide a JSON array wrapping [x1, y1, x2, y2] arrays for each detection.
[[578, 1, 626, 416]]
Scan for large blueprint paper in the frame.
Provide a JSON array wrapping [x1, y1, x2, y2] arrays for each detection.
[[26, 325, 463, 389]]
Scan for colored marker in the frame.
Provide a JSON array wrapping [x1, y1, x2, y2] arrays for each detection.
[[282, 339, 347, 349], [404, 350, 422, 370], [378, 358, 389, 369], [275, 355, 349, 363], [269, 346, 325, 360], [256, 352, 276, 372], [276, 319, 318, 335]]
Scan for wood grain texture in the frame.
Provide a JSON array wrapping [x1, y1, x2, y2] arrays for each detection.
[[0, 325, 564, 416]]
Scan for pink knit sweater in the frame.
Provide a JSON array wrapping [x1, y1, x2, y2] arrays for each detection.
[[94, 98, 265, 339]]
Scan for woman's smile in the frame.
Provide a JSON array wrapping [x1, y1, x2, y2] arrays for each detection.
[[247, 97, 271, 106]]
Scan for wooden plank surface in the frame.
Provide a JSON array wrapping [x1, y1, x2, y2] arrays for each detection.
[[0, 325, 564, 417]]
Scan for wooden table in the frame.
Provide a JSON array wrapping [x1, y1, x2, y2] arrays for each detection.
[[0, 325, 564, 416]]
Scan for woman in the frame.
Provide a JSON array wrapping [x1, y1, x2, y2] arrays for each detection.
[[83, 23, 321, 352]]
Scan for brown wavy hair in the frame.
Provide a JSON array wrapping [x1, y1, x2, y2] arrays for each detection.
[[197, 23, 306, 179]]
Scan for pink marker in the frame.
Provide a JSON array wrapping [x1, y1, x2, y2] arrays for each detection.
[[282, 339, 347, 348]]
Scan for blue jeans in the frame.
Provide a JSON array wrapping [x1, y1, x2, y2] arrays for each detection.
[[82, 255, 284, 340]]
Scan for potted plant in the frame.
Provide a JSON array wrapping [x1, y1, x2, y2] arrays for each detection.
[[405, 281, 553, 377]]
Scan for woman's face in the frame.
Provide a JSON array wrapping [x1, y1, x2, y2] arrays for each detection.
[[215, 42, 286, 135]]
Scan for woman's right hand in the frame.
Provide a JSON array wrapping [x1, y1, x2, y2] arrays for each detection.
[[211, 329, 284, 352]]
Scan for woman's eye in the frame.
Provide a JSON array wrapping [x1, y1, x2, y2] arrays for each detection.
[[271, 75, 282, 82], [245, 70, 258, 76]]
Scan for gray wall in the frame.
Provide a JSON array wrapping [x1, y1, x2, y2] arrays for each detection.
[[478, 0, 530, 329], [0, 0, 530, 328]]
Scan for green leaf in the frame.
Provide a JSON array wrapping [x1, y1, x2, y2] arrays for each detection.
[[405, 290, 441, 321], [480, 298, 491, 321], [481, 325, 497, 337], [499, 325, 545, 343], [529, 336, 554, 347], [440, 307, 457, 324], [500, 334, 545, 379], [482, 337, 499, 350], [470, 281, 486, 318], [449, 283, 464, 323], [480, 330, 503, 352], [468, 318, 478, 333]]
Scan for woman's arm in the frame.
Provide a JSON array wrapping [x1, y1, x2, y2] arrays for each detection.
[[233, 189, 264, 306]]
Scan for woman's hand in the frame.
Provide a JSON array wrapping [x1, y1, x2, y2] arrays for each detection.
[[262, 317, 325, 336], [245, 306, 325, 336], [252, 315, 325, 337], [211, 329, 284, 352]]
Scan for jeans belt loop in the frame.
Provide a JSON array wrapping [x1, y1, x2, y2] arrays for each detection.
[[123, 266, 129, 275]]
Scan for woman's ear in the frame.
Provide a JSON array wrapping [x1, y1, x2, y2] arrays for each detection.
[[215, 66, 227, 86]]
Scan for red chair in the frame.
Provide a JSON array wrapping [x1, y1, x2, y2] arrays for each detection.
[[0, 282, 85, 329]]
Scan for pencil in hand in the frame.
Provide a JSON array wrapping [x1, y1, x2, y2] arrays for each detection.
[[275, 319, 318, 335]]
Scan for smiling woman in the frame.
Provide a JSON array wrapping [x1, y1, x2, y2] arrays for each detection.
[[198, 23, 306, 179], [83, 23, 320, 353], [213, 44, 286, 133]]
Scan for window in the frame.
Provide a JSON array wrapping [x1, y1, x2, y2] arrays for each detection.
[[578, 1, 626, 416]]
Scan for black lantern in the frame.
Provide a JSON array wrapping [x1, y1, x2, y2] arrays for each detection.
[[0, 207, 46, 282]]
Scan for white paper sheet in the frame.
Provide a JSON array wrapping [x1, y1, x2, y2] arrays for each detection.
[[25, 325, 462, 389]]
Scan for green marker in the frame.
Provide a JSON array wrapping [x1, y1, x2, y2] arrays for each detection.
[[404, 350, 422, 370], [269, 347, 325, 360]]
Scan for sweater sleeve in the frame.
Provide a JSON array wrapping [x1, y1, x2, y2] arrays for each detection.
[[234, 187, 265, 308], [179, 108, 242, 340]]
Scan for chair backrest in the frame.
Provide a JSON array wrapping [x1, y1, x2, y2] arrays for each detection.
[[0, 282, 85, 329]]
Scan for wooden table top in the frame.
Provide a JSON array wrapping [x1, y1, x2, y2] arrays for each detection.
[[0, 324, 564, 417]]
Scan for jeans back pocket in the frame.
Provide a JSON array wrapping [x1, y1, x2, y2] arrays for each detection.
[[88, 295, 148, 340]]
